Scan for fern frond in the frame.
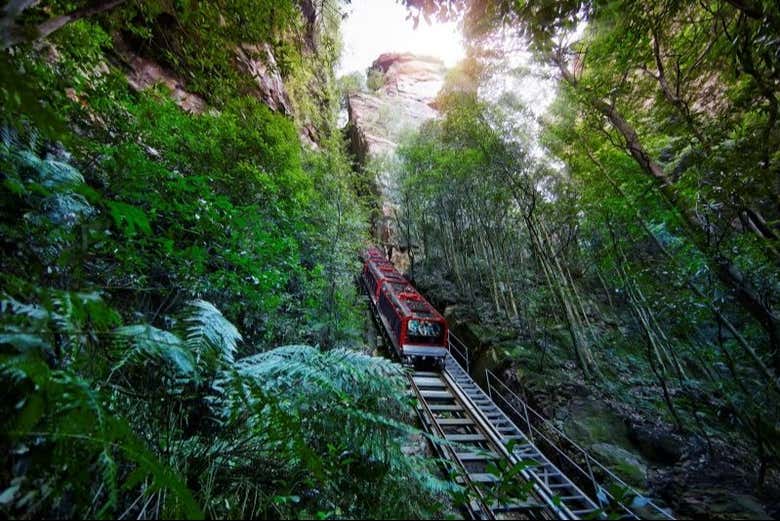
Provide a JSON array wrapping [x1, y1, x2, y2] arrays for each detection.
[[39, 158, 85, 188], [184, 300, 241, 369], [112, 325, 196, 377], [1, 296, 51, 322], [0, 331, 51, 354], [14, 150, 84, 189], [1, 352, 203, 519], [42, 193, 94, 227]]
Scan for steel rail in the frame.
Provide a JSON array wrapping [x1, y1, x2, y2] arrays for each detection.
[[408, 372, 496, 519]]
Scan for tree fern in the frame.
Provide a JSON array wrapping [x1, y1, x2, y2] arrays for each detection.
[[205, 345, 449, 519], [13, 150, 85, 189]]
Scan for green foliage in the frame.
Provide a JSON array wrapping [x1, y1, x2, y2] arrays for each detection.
[[397, 0, 780, 500], [1, 292, 202, 519], [111, 0, 302, 103], [338, 71, 366, 97], [1, 290, 446, 518], [0, 2, 440, 519], [211, 346, 448, 518], [183, 299, 241, 368], [366, 67, 385, 91]]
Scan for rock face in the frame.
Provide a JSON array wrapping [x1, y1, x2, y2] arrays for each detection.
[[372, 52, 446, 103], [235, 43, 293, 115], [118, 41, 208, 114], [346, 53, 446, 268], [117, 36, 316, 147]]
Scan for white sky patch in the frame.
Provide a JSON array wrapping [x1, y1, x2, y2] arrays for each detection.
[[338, 0, 466, 76], [475, 31, 559, 162]]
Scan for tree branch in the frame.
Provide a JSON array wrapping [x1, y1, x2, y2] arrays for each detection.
[[2, 0, 127, 49]]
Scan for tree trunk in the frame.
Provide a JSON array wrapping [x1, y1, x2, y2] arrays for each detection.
[[584, 148, 780, 392], [557, 59, 780, 368]]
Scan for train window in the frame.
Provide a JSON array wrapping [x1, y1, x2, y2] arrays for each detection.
[[407, 320, 443, 344]]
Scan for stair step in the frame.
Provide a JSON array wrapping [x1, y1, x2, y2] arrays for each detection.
[[467, 473, 500, 483], [428, 404, 463, 412], [456, 451, 499, 462], [490, 500, 543, 512], [437, 418, 474, 426], [420, 390, 452, 399], [445, 434, 486, 442], [413, 377, 445, 387]]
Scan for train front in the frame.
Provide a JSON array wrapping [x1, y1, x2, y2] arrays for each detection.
[[399, 296, 449, 368]]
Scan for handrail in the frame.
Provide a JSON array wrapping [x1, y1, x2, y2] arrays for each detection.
[[484, 370, 674, 520], [443, 356, 580, 519], [447, 332, 470, 373]]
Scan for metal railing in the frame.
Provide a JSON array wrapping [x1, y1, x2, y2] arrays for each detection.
[[484, 370, 674, 520], [447, 332, 471, 373]]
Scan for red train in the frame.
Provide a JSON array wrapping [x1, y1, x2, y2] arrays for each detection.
[[361, 247, 448, 367]]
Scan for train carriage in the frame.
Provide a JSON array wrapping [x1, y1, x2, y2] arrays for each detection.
[[361, 247, 448, 367]]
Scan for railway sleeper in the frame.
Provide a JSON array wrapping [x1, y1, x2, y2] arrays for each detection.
[[436, 418, 474, 426], [445, 433, 487, 442], [420, 390, 453, 399], [457, 473, 500, 484], [456, 451, 500, 462], [489, 500, 545, 513], [428, 403, 463, 412]]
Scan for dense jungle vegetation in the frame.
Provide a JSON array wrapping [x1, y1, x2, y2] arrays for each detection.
[[0, 1, 453, 518], [1, 0, 780, 519]]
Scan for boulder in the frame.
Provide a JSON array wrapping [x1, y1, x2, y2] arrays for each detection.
[[590, 442, 648, 489], [627, 422, 685, 464], [563, 397, 631, 448]]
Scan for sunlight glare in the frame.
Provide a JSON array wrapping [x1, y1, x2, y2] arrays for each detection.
[[338, 0, 465, 76]]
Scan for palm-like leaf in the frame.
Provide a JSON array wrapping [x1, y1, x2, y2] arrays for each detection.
[[203, 345, 448, 518], [14, 150, 84, 189], [1, 352, 202, 519]]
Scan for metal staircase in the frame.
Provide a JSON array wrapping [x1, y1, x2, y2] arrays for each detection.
[[444, 355, 600, 519], [444, 333, 674, 520]]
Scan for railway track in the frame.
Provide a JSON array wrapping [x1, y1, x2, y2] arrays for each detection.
[[409, 358, 600, 520], [362, 274, 670, 520]]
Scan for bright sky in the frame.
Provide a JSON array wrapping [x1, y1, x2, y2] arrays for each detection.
[[338, 0, 466, 76]]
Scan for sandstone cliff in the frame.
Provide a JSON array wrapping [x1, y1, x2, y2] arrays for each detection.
[[346, 53, 446, 269]]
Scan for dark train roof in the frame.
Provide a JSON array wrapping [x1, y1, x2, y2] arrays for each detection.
[[362, 246, 445, 323], [381, 279, 445, 323]]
